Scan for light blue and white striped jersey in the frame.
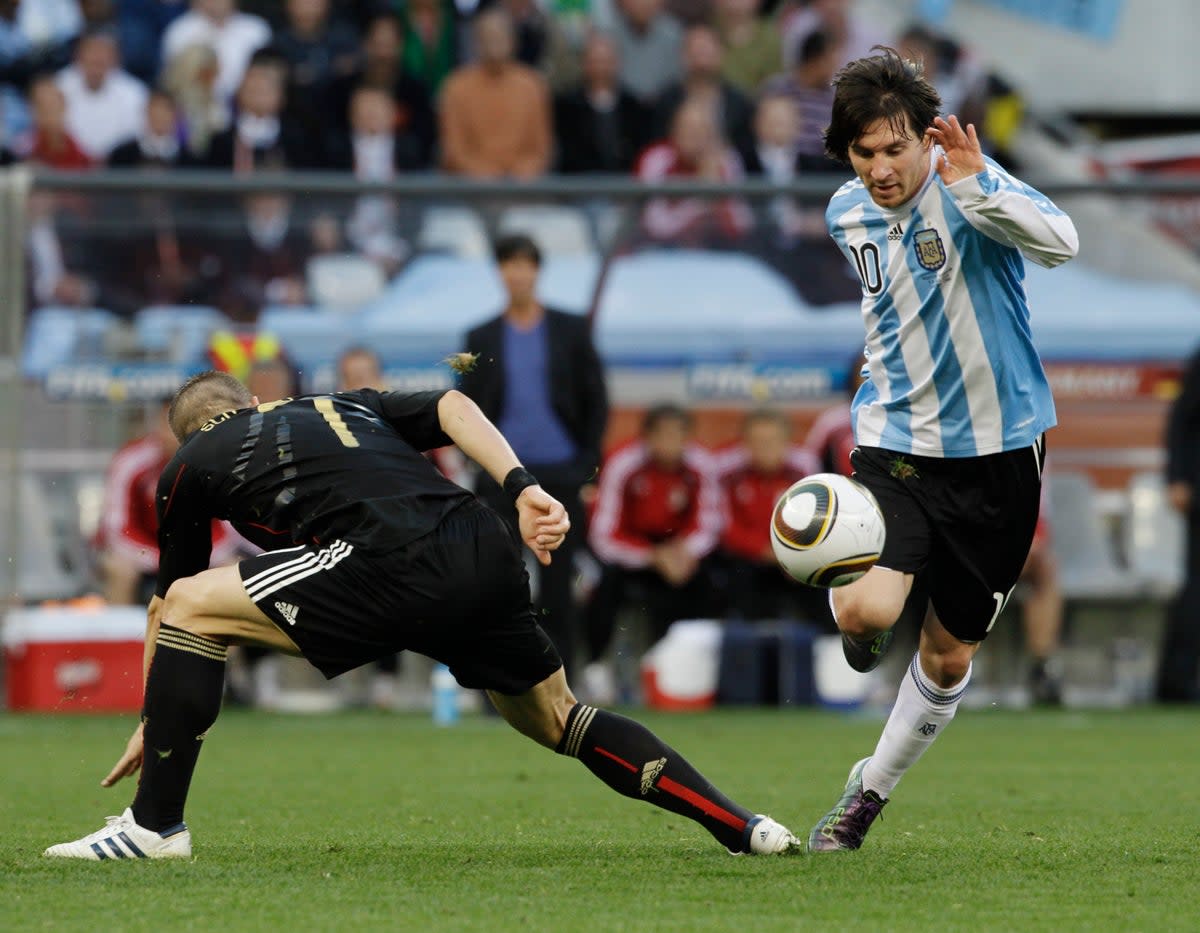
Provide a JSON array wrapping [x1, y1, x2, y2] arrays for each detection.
[[827, 149, 1078, 458]]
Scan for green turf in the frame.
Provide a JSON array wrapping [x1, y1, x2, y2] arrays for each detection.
[[3, 707, 1197, 932]]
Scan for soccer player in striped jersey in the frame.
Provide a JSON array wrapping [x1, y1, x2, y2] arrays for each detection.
[[43, 372, 799, 860], [807, 48, 1078, 852]]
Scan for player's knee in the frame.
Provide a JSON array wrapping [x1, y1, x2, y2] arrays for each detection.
[[161, 577, 215, 636], [834, 590, 899, 638], [920, 643, 973, 688]]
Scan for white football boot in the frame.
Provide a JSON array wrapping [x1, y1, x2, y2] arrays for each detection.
[[43, 808, 191, 860], [730, 814, 805, 855]]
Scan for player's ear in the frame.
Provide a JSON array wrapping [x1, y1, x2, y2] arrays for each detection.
[[249, 395, 260, 408]]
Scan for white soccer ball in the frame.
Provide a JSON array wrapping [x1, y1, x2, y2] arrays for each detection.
[[770, 473, 886, 588]]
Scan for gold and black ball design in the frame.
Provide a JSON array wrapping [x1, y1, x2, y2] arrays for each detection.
[[771, 479, 838, 551]]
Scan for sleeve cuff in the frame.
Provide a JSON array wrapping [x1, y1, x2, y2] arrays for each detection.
[[946, 168, 995, 202]]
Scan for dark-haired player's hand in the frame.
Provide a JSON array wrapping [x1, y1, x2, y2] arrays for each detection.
[[926, 115, 985, 185], [517, 485, 571, 566], [101, 721, 144, 787]]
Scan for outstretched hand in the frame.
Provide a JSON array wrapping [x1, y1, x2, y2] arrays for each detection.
[[516, 485, 571, 566], [926, 115, 986, 185], [101, 721, 144, 787]]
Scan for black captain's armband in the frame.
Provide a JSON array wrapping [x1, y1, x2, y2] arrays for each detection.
[[503, 467, 539, 502]]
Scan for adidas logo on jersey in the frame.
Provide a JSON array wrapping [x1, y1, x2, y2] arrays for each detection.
[[640, 757, 667, 796], [274, 601, 300, 626], [887, 222, 904, 241]]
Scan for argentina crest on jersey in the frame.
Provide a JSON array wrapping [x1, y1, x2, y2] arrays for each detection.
[[913, 228, 946, 271]]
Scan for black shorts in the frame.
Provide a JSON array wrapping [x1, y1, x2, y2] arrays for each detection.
[[237, 499, 562, 694], [850, 436, 1046, 643]]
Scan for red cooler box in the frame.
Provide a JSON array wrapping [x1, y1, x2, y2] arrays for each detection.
[[4, 606, 145, 712]]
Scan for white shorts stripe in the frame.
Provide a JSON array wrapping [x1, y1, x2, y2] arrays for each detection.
[[249, 553, 350, 603], [243, 541, 353, 602], [241, 546, 313, 589], [243, 553, 320, 598]]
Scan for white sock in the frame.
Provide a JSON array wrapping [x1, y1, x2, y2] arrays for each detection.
[[861, 653, 971, 799]]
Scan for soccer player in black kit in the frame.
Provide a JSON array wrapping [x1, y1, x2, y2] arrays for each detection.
[[45, 372, 799, 859]]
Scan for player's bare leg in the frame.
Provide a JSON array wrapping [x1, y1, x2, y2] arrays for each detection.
[[810, 608, 979, 851], [1020, 547, 1065, 704], [830, 565, 912, 672], [489, 668, 801, 855], [45, 566, 294, 859]]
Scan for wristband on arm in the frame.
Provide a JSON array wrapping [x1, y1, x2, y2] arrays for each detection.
[[503, 467, 539, 502]]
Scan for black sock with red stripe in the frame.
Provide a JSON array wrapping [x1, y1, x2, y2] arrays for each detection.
[[131, 625, 227, 832], [556, 703, 754, 852]]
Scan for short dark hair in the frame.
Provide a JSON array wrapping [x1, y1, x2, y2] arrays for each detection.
[[493, 233, 542, 267], [168, 370, 252, 441], [823, 46, 941, 164], [642, 403, 692, 435]]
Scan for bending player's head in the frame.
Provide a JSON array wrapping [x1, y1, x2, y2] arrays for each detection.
[[168, 371, 253, 442], [824, 46, 941, 208]]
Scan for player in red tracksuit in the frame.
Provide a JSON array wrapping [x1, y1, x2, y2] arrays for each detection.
[[585, 405, 721, 663], [96, 403, 238, 604], [715, 409, 826, 622]]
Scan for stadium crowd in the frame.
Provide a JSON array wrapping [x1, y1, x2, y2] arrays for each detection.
[[7, 0, 1027, 315]]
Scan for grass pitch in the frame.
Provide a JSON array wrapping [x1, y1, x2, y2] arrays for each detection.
[[3, 707, 1197, 932]]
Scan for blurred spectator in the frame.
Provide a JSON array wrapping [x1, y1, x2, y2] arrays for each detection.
[[270, 0, 358, 89], [740, 97, 856, 306], [161, 0, 271, 103], [55, 28, 147, 161], [717, 409, 813, 621], [585, 404, 720, 669], [332, 67, 432, 172], [114, 0, 187, 82], [1159, 346, 1200, 703], [895, 20, 1024, 168], [713, 0, 779, 94], [491, 0, 577, 91], [270, 0, 360, 164], [27, 74, 91, 168], [205, 58, 309, 169], [203, 192, 311, 321], [653, 23, 753, 156], [1020, 511, 1064, 706], [636, 96, 752, 245], [439, 9, 551, 179], [108, 88, 186, 168], [738, 90, 838, 177], [896, 23, 986, 132], [762, 27, 836, 159], [161, 40, 227, 158], [396, 0, 458, 95], [329, 13, 435, 169], [0, 0, 45, 153], [461, 234, 609, 676], [610, 0, 682, 107], [26, 189, 105, 306], [96, 401, 239, 605], [16, 0, 83, 55], [337, 85, 417, 273], [553, 31, 650, 174], [780, 0, 890, 70]]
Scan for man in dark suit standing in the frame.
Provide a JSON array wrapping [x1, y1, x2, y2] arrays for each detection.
[[460, 235, 609, 676]]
